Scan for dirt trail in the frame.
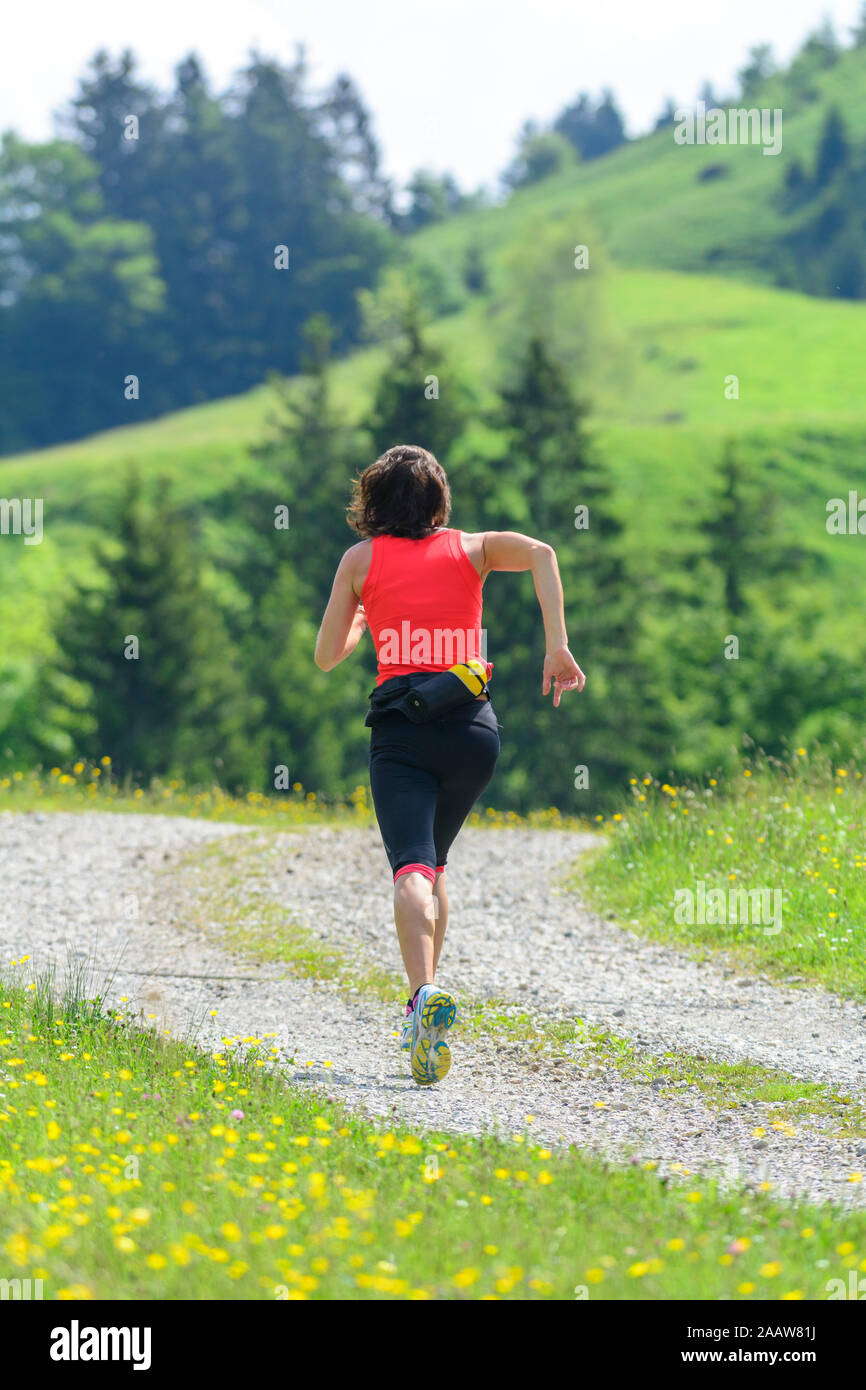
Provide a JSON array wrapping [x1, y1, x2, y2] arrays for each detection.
[[3, 810, 864, 1206]]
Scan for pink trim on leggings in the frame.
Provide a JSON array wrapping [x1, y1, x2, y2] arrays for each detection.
[[435, 865, 445, 875], [394, 862, 436, 885]]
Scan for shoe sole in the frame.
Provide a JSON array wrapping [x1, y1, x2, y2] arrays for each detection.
[[410, 991, 457, 1086]]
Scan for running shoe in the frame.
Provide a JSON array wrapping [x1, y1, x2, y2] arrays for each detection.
[[400, 1001, 414, 1051], [409, 984, 457, 1086]]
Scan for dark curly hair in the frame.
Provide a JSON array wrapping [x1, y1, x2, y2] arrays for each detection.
[[347, 444, 451, 539]]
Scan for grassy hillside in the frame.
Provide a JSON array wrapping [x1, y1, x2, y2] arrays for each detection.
[[4, 42, 866, 778], [3, 268, 864, 690], [412, 43, 866, 288]]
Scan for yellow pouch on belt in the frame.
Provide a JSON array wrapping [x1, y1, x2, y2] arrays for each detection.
[[396, 659, 491, 724]]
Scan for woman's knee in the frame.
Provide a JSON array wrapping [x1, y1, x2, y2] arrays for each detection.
[[394, 870, 437, 921]]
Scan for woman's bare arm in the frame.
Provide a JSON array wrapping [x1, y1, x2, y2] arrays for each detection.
[[314, 546, 369, 671], [481, 531, 586, 706]]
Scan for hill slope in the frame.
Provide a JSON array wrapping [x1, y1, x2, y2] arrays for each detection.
[[4, 41, 866, 778], [412, 42, 866, 291]]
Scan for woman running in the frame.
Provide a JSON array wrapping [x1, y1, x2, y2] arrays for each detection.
[[315, 444, 585, 1085]]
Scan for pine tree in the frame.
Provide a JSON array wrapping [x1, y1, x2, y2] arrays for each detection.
[[784, 157, 808, 198], [321, 73, 392, 222], [235, 316, 373, 796], [699, 442, 755, 620], [653, 98, 678, 132], [554, 90, 626, 160], [63, 48, 164, 225], [692, 441, 823, 742], [737, 44, 777, 102], [366, 292, 469, 459], [462, 243, 488, 293], [814, 108, 849, 188], [481, 335, 671, 809], [52, 471, 259, 787]]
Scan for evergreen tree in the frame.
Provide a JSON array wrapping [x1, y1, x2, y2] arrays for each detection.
[[554, 90, 626, 159], [737, 44, 777, 101], [152, 53, 244, 402], [365, 292, 469, 458], [14, 45, 394, 445], [593, 90, 628, 156], [0, 133, 165, 450], [799, 18, 840, 68], [502, 127, 574, 189], [814, 107, 850, 188], [653, 98, 678, 132], [828, 224, 866, 299], [462, 242, 488, 294], [234, 316, 373, 795], [240, 315, 362, 608], [322, 72, 392, 222], [699, 442, 756, 620], [699, 81, 721, 109], [399, 170, 463, 230], [783, 157, 808, 198], [62, 48, 165, 225], [50, 472, 259, 787], [480, 336, 671, 808], [691, 441, 827, 740]]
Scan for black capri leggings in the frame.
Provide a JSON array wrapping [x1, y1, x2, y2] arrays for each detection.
[[368, 697, 500, 883]]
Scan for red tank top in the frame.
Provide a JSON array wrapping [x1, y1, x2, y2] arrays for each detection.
[[361, 528, 483, 686]]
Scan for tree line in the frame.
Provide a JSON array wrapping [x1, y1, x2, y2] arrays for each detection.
[[0, 46, 631, 453], [21, 296, 858, 811], [0, 49, 397, 451], [5, 19, 866, 454]]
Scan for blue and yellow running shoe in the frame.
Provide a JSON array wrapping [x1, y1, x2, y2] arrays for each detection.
[[409, 984, 457, 1085]]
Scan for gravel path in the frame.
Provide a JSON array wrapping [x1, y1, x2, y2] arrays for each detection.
[[2, 810, 865, 1207]]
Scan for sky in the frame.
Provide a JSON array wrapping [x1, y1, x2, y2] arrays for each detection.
[[3, 0, 863, 190]]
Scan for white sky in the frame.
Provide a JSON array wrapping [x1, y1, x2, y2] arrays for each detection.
[[3, 0, 863, 189]]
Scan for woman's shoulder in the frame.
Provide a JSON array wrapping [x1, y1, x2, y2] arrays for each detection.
[[338, 538, 374, 590], [456, 528, 487, 549], [456, 529, 487, 577], [340, 537, 373, 566]]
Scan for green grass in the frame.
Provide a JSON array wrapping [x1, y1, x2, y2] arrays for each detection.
[[2, 969, 865, 1301], [578, 752, 866, 999]]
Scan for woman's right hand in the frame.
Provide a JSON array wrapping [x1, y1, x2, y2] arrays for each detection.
[[542, 646, 586, 708]]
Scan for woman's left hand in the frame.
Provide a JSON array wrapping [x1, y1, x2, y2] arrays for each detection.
[[542, 646, 586, 707]]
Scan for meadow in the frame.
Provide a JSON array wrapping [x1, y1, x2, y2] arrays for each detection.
[[0, 759, 574, 830], [2, 966, 864, 1302], [580, 749, 866, 999]]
